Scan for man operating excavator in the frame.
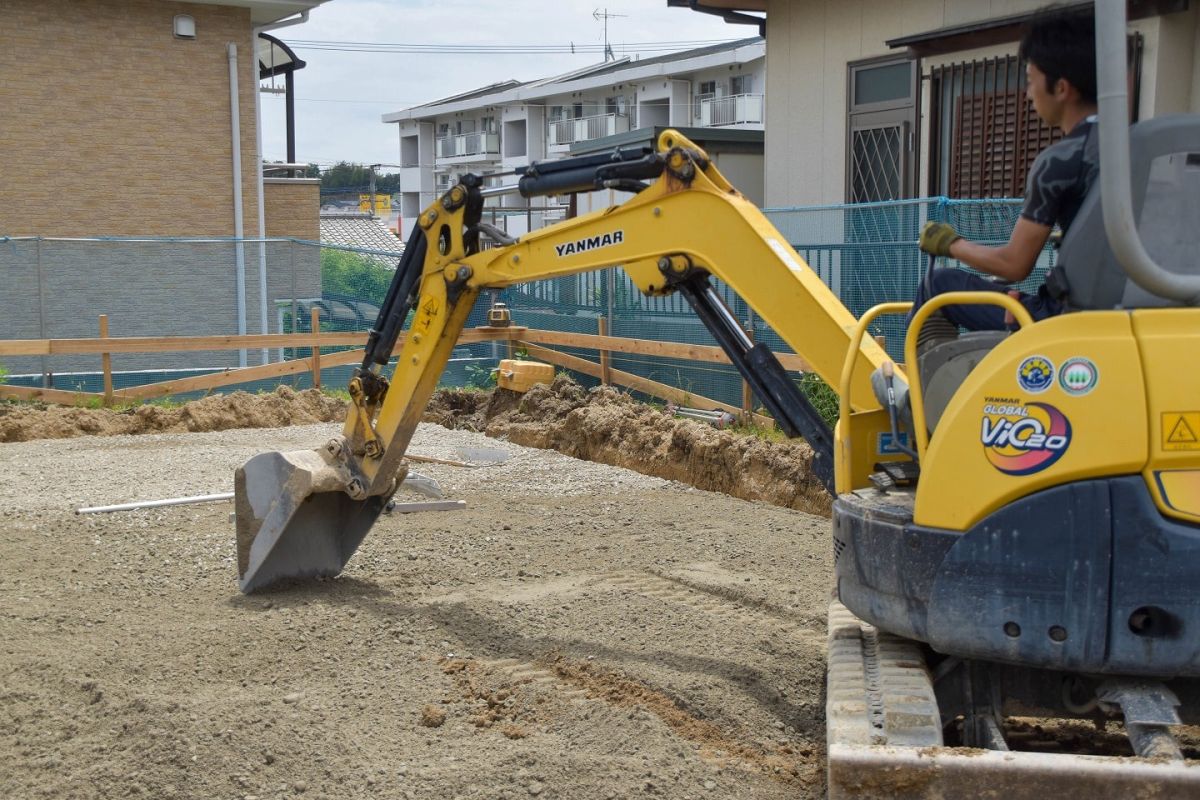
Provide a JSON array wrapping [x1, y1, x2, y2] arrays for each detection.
[[911, 7, 1101, 339]]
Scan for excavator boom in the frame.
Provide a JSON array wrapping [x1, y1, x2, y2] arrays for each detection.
[[234, 130, 891, 593]]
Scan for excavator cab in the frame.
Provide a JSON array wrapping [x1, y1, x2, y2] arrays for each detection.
[[827, 103, 1200, 794]]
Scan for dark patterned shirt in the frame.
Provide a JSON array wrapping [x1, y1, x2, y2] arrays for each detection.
[[1021, 116, 1100, 234]]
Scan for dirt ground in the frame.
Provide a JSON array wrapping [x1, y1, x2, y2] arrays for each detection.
[[0, 398, 834, 799]]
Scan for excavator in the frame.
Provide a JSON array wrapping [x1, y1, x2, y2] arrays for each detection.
[[234, 3, 1200, 795]]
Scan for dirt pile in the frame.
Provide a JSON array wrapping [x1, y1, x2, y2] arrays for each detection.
[[0, 385, 346, 443], [425, 377, 831, 516]]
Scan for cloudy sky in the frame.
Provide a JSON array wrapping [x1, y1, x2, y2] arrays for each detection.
[[258, 0, 747, 169]]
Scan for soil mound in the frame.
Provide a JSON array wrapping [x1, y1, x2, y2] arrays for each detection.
[[424, 376, 831, 516], [0, 385, 347, 443]]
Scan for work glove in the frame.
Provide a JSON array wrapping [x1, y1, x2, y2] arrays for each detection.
[[919, 221, 961, 257]]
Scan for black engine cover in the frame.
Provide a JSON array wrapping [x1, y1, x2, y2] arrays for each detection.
[[833, 477, 1200, 676]]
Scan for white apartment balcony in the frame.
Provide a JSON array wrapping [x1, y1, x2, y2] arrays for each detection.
[[547, 113, 631, 151], [694, 93, 764, 127], [399, 164, 434, 194], [436, 132, 500, 163]]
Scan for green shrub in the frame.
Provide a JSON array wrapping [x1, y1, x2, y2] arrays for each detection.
[[465, 363, 497, 389], [798, 371, 840, 429], [321, 249, 394, 304]]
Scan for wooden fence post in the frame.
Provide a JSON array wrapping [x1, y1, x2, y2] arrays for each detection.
[[310, 307, 322, 390], [98, 314, 113, 406], [598, 316, 611, 385]]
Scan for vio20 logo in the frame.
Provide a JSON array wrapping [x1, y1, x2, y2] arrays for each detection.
[[981, 401, 1072, 475]]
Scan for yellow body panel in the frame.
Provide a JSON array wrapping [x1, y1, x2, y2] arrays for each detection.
[[835, 302, 914, 493], [914, 312, 1149, 531], [1134, 308, 1200, 524], [837, 409, 913, 490]]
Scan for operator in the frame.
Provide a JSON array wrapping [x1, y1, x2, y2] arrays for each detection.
[[911, 8, 1100, 338]]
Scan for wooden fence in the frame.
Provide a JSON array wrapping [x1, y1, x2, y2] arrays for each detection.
[[0, 314, 817, 427]]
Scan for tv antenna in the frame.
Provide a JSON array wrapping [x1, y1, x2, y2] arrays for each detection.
[[592, 8, 626, 61]]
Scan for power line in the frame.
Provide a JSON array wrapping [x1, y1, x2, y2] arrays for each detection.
[[286, 36, 740, 55]]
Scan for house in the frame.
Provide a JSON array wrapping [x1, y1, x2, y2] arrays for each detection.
[[0, 0, 331, 377], [383, 38, 767, 239], [319, 212, 405, 263], [673, 1, 1200, 206]]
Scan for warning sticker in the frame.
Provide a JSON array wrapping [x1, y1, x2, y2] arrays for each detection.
[[417, 296, 440, 333], [1162, 412, 1200, 451]]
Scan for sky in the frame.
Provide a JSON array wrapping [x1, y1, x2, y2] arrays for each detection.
[[258, 0, 748, 170]]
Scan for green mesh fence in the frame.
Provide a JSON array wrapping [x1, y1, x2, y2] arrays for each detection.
[[501, 197, 1055, 408], [0, 197, 1050, 409]]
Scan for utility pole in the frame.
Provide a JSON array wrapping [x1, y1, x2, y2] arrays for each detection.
[[592, 8, 626, 62], [369, 163, 380, 217]]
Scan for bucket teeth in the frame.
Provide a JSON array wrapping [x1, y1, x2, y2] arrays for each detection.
[[234, 447, 392, 593]]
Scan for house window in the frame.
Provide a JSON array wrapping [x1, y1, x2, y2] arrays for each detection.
[[929, 41, 1141, 198], [698, 80, 717, 97], [481, 115, 497, 134], [573, 102, 584, 119], [928, 55, 1056, 198], [847, 57, 918, 202], [549, 105, 566, 123], [437, 123, 450, 138], [730, 74, 752, 96]]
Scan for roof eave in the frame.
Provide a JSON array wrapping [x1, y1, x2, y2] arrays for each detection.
[[382, 39, 765, 124]]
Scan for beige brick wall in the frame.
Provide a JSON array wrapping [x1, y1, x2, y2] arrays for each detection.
[[263, 179, 320, 240], [0, 0, 261, 236]]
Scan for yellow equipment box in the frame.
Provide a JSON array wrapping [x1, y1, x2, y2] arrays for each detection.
[[496, 359, 554, 393]]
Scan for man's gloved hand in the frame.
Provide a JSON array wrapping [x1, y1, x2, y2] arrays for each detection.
[[919, 221, 961, 257]]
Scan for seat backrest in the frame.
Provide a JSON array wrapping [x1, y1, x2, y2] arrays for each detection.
[[1056, 114, 1200, 310]]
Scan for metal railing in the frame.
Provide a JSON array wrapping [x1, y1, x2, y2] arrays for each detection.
[[547, 113, 631, 147], [435, 132, 500, 159], [695, 93, 764, 127]]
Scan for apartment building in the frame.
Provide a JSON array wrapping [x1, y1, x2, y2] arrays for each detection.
[[383, 38, 766, 238]]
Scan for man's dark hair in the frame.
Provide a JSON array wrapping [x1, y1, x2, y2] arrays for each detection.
[[1018, 7, 1097, 104]]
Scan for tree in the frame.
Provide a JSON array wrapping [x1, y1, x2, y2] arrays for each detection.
[[319, 162, 400, 194], [321, 249, 393, 304]]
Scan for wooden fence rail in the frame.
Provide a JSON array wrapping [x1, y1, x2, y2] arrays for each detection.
[[0, 320, 828, 427]]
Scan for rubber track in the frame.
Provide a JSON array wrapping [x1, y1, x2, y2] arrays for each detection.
[[825, 601, 941, 748]]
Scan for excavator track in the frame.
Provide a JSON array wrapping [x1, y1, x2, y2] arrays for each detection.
[[826, 601, 1200, 798]]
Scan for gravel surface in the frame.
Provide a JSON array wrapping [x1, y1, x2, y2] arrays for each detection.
[[1, 422, 833, 800]]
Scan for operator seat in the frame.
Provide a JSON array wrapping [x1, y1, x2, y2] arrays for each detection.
[[912, 114, 1200, 434], [1047, 113, 1200, 310]]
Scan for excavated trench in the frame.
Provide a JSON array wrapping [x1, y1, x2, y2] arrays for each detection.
[[423, 376, 831, 517], [1, 378, 831, 517]]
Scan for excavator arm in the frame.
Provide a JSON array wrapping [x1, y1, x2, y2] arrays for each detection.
[[235, 130, 893, 593]]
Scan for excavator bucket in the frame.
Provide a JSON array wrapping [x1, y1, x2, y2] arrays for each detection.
[[234, 445, 394, 593]]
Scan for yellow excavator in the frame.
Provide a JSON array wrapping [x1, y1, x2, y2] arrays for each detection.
[[234, 3, 1200, 794]]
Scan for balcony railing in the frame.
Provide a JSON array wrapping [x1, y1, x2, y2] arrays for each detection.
[[695, 93, 764, 127], [547, 113, 630, 147], [436, 132, 500, 159]]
